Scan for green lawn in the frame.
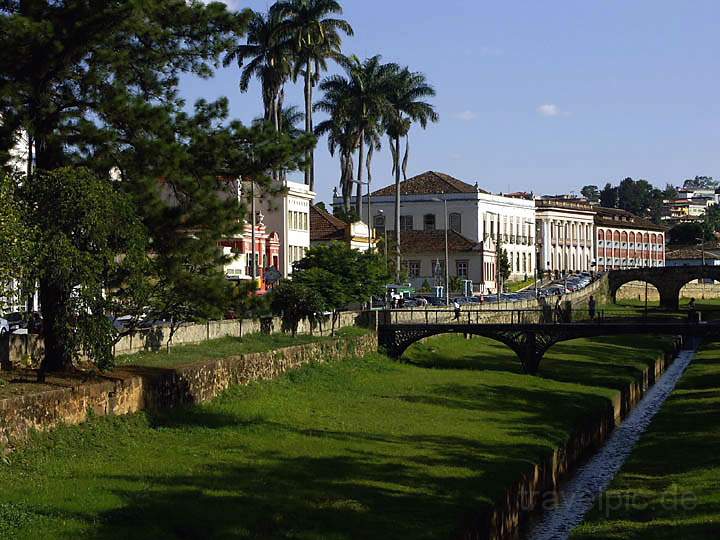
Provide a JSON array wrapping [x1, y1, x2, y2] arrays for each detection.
[[596, 298, 720, 321], [571, 339, 720, 540], [0, 333, 672, 539], [507, 277, 536, 292], [116, 327, 368, 368]]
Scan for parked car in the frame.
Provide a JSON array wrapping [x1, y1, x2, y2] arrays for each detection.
[[415, 295, 445, 306], [4, 311, 24, 332], [0, 317, 9, 336]]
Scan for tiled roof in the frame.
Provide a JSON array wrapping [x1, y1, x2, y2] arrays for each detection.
[[371, 171, 487, 197], [386, 230, 483, 254], [594, 207, 667, 232], [309, 205, 347, 242]]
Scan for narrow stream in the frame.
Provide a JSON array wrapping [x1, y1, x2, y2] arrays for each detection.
[[525, 345, 697, 540]]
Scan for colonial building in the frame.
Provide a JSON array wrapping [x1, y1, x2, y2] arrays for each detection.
[[259, 180, 315, 277], [219, 213, 280, 292], [338, 171, 535, 285], [535, 198, 596, 276], [387, 230, 497, 293], [309, 205, 376, 252], [595, 207, 666, 271]]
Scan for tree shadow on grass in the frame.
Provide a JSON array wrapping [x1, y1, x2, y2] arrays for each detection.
[[53, 427, 553, 540]]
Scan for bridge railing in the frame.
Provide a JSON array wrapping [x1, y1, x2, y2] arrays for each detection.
[[380, 306, 720, 326]]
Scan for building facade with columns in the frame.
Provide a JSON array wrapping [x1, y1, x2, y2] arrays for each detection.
[[594, 207, 666, 270], [335, 171, 535, 287], [536, 199, 596, 276]]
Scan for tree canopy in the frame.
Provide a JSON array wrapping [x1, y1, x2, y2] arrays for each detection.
[[19, 167, 148, 374], [292, 242, 388, 309]]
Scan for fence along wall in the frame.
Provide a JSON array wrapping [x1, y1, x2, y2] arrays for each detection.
[[1, 311, 368, 368]]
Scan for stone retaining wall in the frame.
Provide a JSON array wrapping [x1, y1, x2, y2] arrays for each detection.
[[0, 334, 376, 449], [460, 338, 682, 540], [616, 280, 720, 301], [1, 310, 367, 368]]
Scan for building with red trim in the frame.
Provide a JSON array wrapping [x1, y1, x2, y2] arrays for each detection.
[[594, 207, 666, 271]]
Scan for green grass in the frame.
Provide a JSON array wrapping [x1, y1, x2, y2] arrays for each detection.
[[0, 333, 673, 539], [507, 277, 536, 292], [117, 326, 369, 368], [595, 298, 720, 321], [571, 339, 720, 539]]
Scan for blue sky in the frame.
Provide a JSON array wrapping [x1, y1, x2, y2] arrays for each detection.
[[186, 0, 720, 204]]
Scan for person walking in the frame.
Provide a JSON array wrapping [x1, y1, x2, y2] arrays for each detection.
[[453, 299, 461, 321], [688, 297, 697, 323], [588, 295, 596, 320]]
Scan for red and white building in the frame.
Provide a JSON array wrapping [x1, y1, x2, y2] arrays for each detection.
[[594, 208, 666, 271], [219, 212, 280, 293]]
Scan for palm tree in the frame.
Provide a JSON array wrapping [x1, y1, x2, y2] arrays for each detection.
[[273, 0, 353, 191], [385, 67, 438, 281], [315, 86, 356, 213], [319, 55, 397, 217], [254, 105, 305, 182], [224, 10, 292, 133]]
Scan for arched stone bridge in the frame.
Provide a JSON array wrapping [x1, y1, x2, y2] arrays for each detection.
[[608, 266, 720, 310], [378, 320, 717, 375]]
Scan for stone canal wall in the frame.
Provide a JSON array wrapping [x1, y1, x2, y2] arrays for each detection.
[[458, 338, 682, 540], [0, 334, 376, 449]]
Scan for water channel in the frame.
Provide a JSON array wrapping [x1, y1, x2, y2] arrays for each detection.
[[525, 345, 697, 540]]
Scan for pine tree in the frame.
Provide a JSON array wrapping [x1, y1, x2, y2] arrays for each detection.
[[0, 2, 314, 372]]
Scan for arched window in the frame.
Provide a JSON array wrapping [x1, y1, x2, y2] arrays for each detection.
[[423, 214, 436, 231], [449, 212, 461, 233]]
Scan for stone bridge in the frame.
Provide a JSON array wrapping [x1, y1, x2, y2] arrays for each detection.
[[378, 320, 717, 375], [608, 266, 720, 310]]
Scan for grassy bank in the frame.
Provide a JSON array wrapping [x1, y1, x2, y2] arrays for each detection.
[[116, 326, 368, 368], [507, 277, 536, 292], [571, 340, 720, 539], [0, 333, 672, 539]]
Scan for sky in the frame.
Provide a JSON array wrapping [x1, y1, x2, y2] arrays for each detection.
[[185, 0, 720, 205]]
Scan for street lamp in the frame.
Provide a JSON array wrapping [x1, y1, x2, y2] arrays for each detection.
[[430, 195, 450, 306]]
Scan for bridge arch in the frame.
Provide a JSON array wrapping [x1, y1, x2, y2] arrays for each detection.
[[608, 266, 720, 310]]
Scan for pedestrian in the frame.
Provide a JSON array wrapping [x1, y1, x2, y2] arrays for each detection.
[[688, 297, 697, 323], [588, 295, 596, 320], [453, 299, 461, 321]]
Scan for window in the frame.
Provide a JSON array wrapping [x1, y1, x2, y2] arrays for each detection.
[[449, 212, 461, 233], [456, 260, 469, 278], [402, 260, 421, 277], [400, 215, 414, 231], [432, 259, 445, 277], [373, 214, 386, 234], [423, 213, 436, 231]]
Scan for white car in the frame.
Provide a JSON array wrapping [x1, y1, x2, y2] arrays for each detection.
[[0, 317, 9, 337]]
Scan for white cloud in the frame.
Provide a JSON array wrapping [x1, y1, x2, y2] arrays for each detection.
[[454, 110, 477, 121], [536, 104, 560, 117], [536, 104, 570, 117]]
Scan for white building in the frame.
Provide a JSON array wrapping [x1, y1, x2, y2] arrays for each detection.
[[536, 199, 596, 276], [339, 171, 536, 284], [261, 180, 315, 277]]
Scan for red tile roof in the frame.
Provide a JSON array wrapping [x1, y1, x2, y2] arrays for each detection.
[[309, 205, 347, 242], [371, 171, 487, 196], [594, 207, 667, 232], [386, 230, 484, 254]]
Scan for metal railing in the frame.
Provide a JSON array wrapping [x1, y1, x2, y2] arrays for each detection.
[[382, 306, 720, 326]]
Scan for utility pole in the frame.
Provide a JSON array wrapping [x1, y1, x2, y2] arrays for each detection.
[[250, 179, 256, 283], [444, 197, 449, 306]]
